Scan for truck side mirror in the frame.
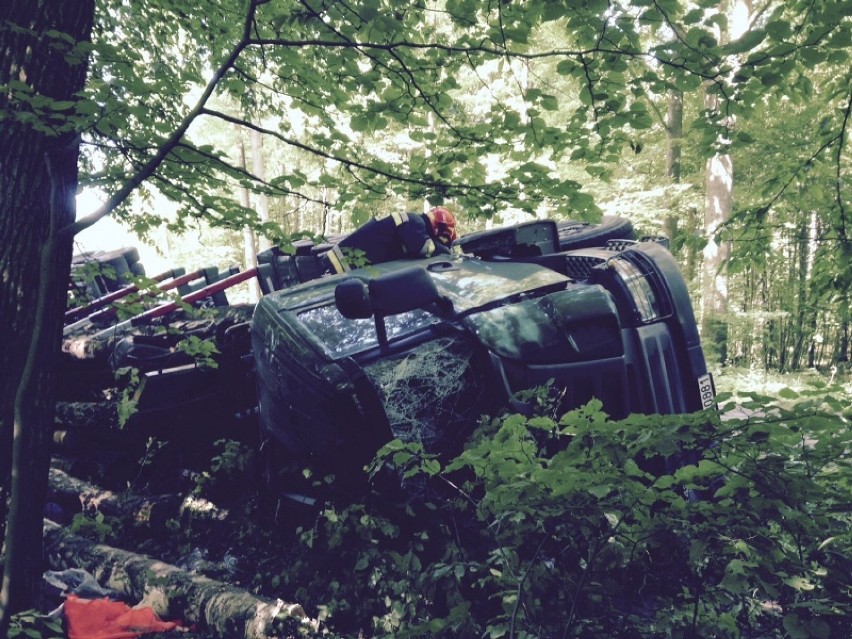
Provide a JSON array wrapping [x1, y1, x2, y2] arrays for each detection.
[[334, 266, 452, 349], [334, 278, 373, 319], [368, 266, 444, 316]]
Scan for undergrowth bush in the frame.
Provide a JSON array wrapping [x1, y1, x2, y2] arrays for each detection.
[[7, 609, 64, 639], [282, 383, 850, 638]]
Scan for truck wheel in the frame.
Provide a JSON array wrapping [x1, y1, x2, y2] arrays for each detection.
[[556, 216, 635, 251], [93, 249, 134, 292]]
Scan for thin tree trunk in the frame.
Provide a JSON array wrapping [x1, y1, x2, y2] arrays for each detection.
[[663, 90, 685, 280], [251, 128, 271, 251], [700, 1, 745, 367], [665, 90, 683, 182], [839, 294, 850, 365], [790, 218, 814, 370], [235, 127, 261, 302]]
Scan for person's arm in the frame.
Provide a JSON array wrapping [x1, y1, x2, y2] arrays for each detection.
[[430, 241, 451, 255], [399, 213, 442, 258]]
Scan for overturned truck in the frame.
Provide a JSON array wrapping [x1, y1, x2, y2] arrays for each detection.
[[57, 217, 713, 487], [252, 218, 715, 476]]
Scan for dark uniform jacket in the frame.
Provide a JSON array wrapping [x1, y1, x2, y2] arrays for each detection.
[[337, 211, 450, 266]]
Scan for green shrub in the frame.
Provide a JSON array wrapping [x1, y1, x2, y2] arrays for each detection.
[[282, 387, 850, 638], [8, 610, 64, 639]]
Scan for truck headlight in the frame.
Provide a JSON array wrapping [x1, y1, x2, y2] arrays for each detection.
[[608, 256, 663, 322]]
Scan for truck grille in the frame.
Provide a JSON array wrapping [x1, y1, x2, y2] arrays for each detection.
[[563, 254, 607, 280]]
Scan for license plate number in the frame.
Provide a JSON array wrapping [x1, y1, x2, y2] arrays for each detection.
[[697, 373, 715, 409]]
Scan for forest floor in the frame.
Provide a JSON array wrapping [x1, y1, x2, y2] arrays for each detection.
[[43, 366, 851, 638], [46, 401, 336, 637]]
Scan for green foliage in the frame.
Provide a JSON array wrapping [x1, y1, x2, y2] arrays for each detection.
[[114, 366, 141, 428], [7, 610, 64, 639], [64, 0, 848, 230], [52, 0, 852, 372], [68, 511, 114, 545], [132, 436, 169, 485], [339, 246, 370, 270], [67, 261, 116, 307], [281, 390, 850, 638], [193, 438, 256, 499], [176, 334, 220, 370], [19, 0, 841, 369]]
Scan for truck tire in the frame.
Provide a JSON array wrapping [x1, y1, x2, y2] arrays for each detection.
[[93, 248, 135, 292], [556, 216, 635, 251]]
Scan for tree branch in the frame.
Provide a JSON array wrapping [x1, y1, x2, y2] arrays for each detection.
[[172, 141, 326, 204], [247, 36, 721, 82], [295, 0, 474, 142], [199, 106, 506, 198], [63, 0, 261, 240]]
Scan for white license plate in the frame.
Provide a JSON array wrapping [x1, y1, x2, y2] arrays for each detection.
[[697, 373, 715, 409]]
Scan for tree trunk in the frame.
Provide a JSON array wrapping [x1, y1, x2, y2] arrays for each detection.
[[251, 128, 271, 251], [790, 218, 815, 370], [701, 150, 733, 366], [839, 293, 850, 365], [665, 90, 683, 182], [699, 1, 742, 367], [236, 127, 261, 302], [47, 467, 230, 532], [700, 78, 733, 365], [0, 0, 96, 628], [43, 520, 309, 639]]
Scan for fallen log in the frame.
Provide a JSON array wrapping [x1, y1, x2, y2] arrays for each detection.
[[44, 519, 313, 639], [47, 467, 229, 531]]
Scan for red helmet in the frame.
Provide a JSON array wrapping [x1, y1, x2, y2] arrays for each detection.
[[427, 206, 458, 245]]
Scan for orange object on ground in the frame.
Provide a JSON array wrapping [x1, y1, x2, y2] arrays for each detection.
[[64, 594, 182, 639]]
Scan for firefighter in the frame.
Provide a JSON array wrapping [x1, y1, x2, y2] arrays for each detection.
[[334, 206, 459, 268]]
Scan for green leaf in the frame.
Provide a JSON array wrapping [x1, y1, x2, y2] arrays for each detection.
[[555, 59, 576, 75], [654, 475, 675, 489], [47, 99, 76, 111], [682, 9, 704, 25], [587, 484, 611, 498], [423, 458, 441, 476], [540, 94, 558, 111], [725, 28, 767, 55], [765, 20, 792, 40], [350, 114, 370, 132], [783, 575, 815, 591], [623, 459, 645, 477], [542, 3, 566, 21], [807, 618, 832, 639], [817, 536, 837, 550], [783, 613, 810, 639], [826, 26, 852, 49]]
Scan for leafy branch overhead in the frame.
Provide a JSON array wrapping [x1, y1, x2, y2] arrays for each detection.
[[12, 0, 840, 240]]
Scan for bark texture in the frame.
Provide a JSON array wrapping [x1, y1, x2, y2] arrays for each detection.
[[1, 0, 96, 624], [47, 467, 230, 532], [665, 90, 683, 181], [43, 520, 312, 639]]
